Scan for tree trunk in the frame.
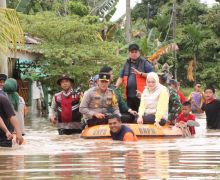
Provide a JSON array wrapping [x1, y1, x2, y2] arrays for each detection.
[[0, 0, 6, 7], [0, 0, 8, 75], [193, 54, 197, 84], [173, 0, 177, 80], [125, 0, 131, 43]]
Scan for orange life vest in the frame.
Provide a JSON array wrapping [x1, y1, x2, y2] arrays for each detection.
[[122, 57, 148, 99]]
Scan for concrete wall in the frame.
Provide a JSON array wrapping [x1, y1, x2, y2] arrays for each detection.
[[0, 50, 39, 76]]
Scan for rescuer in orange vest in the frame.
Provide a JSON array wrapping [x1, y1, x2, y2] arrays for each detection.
[[115, 44, 154, 112]]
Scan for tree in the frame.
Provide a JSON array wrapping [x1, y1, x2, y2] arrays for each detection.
[[19, 12, 123, 89], [0, 7, 24, 74]]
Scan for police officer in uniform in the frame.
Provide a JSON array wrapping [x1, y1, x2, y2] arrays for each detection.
[[79, 73, 121, 127]]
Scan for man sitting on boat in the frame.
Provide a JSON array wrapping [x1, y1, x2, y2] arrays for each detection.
[[137, 72, 169, 128], [99, 66, 138, 123], [79, 73, 121, 127], [108, 114, 137, 142]]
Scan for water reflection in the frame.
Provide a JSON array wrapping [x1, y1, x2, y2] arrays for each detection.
[[0, 114, 220, 179]]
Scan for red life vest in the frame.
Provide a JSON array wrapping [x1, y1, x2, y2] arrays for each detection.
[[54, 91, 81, 124], [122, 57, 147, 99]]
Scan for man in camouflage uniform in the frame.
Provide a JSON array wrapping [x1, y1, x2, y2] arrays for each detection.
[[167, 85, 182, 125], [79, 73, 120, 127], [159, 75, 182, 125]]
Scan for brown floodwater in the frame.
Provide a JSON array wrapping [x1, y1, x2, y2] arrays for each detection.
[[0, 113, 220, 180]]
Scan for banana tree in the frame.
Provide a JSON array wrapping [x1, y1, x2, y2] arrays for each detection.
[[0, 8, 24, 73], [182, 23, 206, 83]]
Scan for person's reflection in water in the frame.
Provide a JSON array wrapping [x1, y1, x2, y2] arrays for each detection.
[[155, 150, 170, 179], [0, 155, 25, 178], [55, 153, 74, 178], [124, 147, 170, 179], [124, 150, 143, 179]]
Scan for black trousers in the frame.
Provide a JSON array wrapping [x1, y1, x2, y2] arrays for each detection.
[[0, 138, 12, 147], [58, 129, 82, 135], [86, 114, 136, 127], [121, 114, 136, 123], [87, 118, 109, 127], [141, 114, 166, 126], [127, 97, 140, 112]]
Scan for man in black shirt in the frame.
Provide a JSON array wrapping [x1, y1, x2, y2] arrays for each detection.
[[115, 44, 153, 112], [0, 94, 23, 147], [193, 86, 220, 129]]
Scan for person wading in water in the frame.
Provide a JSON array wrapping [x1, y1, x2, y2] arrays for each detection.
[[49, 75, 82, 135], [108, 114, 137, 142]]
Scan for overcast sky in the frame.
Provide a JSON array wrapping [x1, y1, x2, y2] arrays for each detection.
[[111, 0, 218, 22]]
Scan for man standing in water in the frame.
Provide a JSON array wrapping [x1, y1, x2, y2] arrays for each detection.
[[80, 73, 121, 127], [193, 85, 220, 129], [49, 75, 82, 135], [108, 114, 137, 142], [115, 43, 153, 112], [0, 94, 23, 147]]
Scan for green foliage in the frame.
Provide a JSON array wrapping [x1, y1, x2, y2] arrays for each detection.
[[20, 12, 123, 90], [200, 5, 220, 36], [68, 1, 89, 17], [178, 0, 207, 25], [132, 0, 220, 89], [131, 0, 170, 21]]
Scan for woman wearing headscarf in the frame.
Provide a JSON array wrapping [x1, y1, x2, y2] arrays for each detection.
[[3, 78, 26, 135], [137, 72, 169, 128]]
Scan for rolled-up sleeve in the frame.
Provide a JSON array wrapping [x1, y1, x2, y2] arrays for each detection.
[[49, 96, 57, 118], [155, 89, 169, 122], [119, 68, 124, 78], [112, 92, 121, 116], [144, 61, 154, 73], [138, 91, 146, 117]]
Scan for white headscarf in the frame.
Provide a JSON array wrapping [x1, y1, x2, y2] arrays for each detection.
[[147, 72, 159, 86]]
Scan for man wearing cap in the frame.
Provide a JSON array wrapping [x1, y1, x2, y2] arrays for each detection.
[[100, 66, 138, 123], [0, 74, 8, 96], [79, 73, 121, 127], [115, 43, 154, 112], [49, 75, 83, 135]]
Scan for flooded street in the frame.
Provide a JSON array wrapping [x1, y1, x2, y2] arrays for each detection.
[[0, 114, 220, 179]]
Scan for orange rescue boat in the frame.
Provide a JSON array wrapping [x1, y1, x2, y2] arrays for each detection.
[[81, 124, 183, 139]]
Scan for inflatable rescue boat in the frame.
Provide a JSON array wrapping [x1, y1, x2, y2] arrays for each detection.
[[81, 124, 183, 139]]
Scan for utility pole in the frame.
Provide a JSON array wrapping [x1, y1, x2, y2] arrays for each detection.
[[173, 0, 177, 80], [125, 0, 131, 43]]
